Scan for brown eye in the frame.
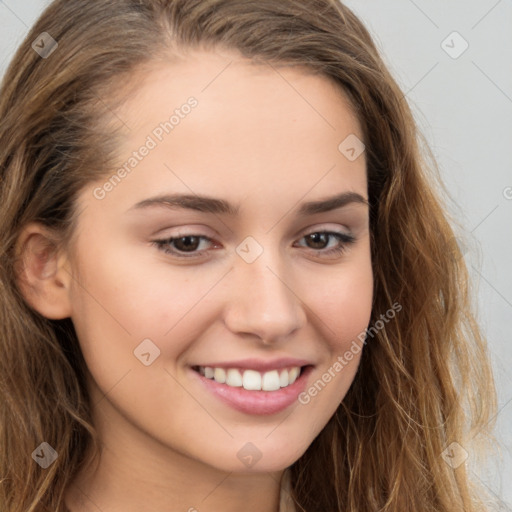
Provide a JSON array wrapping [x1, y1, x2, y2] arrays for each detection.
[[172, 236, 201, 252], [153, 234, 215, 258], [304, 232, 330, 249], [295, 231, 356, 257]]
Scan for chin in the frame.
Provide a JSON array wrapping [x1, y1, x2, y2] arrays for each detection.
[[204, 437, 311, 474]]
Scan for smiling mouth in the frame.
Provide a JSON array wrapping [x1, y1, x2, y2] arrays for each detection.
[[191, 365, 311, 391]]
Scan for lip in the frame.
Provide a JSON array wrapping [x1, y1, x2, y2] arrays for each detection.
[[189, 364, 314, 415], [190, 357, 313, 372]]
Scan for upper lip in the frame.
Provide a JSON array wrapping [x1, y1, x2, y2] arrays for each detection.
[[191, 357, 314, 372]]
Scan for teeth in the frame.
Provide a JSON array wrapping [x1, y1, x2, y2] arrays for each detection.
[[197, 365, 303, 391], [262, 370, 281, 391], [213, 367, 226, 384], [243, 369, 261, 390], [288, 367, 300, 384], [279, 369, 289, 387], [226, 368, 243, 387]]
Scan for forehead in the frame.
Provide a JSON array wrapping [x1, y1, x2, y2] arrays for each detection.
[[120, 49, 361, 135], [80, 50, 367, 219]]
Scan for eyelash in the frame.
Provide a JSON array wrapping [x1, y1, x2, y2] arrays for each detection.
[[152, 231, 356, 259]]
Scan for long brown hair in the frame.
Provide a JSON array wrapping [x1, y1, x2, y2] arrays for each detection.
[[0, 1, 496, 510]]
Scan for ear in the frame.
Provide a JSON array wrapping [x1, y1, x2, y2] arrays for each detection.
[[14, 223, 73, 319]]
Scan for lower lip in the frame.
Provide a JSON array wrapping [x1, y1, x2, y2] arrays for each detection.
[[189, 366, 314, 415]]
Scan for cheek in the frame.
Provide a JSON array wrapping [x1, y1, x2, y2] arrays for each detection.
[[330, 280, 373, 352], [309, 258, 373, 349], [68, 244, 226, 375], [301, 258, 373, 393]]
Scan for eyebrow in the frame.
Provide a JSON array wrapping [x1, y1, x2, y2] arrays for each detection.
[[129, 191, 369, 216]]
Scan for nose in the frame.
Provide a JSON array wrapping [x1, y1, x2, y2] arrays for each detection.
[[223, 248, 307, 345]]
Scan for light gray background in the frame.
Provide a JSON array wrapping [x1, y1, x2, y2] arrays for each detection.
[[1, 0, 510, 508]]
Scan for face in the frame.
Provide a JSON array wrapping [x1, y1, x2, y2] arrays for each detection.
[[66, 49, 373, 474]]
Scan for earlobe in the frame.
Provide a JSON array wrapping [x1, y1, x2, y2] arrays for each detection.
[[14, 223, 73, 320]]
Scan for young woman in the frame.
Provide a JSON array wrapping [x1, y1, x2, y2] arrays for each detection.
[[0, 1, 497, 511]]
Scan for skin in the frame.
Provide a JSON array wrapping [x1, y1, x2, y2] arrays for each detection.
[[18, 50, 373, 512]]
